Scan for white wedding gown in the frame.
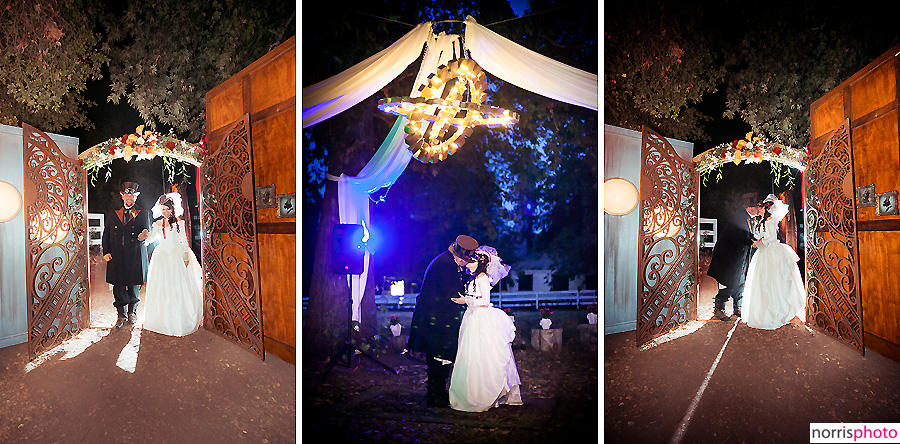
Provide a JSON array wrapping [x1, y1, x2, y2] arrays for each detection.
[[742, 217, 806, 330], [142, 219, 203, 336], [449, 274, 523, 412]]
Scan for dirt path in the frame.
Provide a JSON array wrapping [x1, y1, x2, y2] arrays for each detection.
[[605, 302, 900, 443], [0, 252, 295, 443]]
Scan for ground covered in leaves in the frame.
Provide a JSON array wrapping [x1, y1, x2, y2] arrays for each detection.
[[301, 309, 600, 443]]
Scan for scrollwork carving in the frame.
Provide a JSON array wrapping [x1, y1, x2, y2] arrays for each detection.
[[23, 124, 88, 360], [804, 119, 863, 354], [637, 127, 698, 346], [200, 115, 264, 359]]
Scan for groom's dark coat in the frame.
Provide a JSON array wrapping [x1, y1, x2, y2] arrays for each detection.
[[102, 206, 149, 286], [407, 250, 466, 361], [706, 210, 757, 288]]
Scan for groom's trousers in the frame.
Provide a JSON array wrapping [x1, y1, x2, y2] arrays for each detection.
[[112, 284, 141, 316], [714, 283, 744, 312], [425, 353, 452, 397]]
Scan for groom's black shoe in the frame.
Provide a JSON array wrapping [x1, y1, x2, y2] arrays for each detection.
[[115, 315, 127, 329], [733, 309, 742, 318], [713, 309, 731, 321], [426, 392, 451, 408], [126, 312, 136, 325]]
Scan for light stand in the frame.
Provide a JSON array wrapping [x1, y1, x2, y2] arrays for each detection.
[[321, 276, 398, 378]]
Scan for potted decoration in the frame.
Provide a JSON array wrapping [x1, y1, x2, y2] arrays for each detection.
[[532, 308, 561, 352], [586, 305, 598, 325], [539, 308, 553, 330], [389, 316, 402, 337]]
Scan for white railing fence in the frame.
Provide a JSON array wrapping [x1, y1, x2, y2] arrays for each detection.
[[301, 290, 598, 311]]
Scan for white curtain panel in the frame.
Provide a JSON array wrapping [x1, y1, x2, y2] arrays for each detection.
[[302, 22, 433, 128], [334, 32, 461, 322], [464, 15, 598, 110]]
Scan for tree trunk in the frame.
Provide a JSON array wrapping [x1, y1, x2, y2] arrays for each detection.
[[303, 179, 349, 361], [303, 97, 379, 361]]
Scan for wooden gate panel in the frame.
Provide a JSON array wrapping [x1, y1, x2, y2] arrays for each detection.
[[22, 124, 89, 360], [804, 118, 864, 354], [201, 114, 264, 359], [636, 127, 698, 347]]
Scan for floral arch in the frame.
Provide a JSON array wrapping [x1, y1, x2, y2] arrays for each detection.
[[693, 132, 809, 187], [78, 125, 205, 184]]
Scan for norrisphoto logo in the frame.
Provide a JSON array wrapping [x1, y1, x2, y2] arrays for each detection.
[[811, 423, 900, 443]]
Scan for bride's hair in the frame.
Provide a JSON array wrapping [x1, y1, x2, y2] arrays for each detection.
[[758, 201, 774, 232], [468, 251, 490, 280], [161, 198, 182, 233]]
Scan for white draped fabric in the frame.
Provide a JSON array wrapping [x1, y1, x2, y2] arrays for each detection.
[[333, 32, 461, 322], [464, 16, 598, 111], [302, 22, 433, 128], [302, 17, 597, 322]]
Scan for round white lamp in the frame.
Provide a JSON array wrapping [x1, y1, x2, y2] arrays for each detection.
[[0, 180, 22, 222], [604, 178, 639, 215], [648, 206, 683, 238], [30, 207, 70, 244]]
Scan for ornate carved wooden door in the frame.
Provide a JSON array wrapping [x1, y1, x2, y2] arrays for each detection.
[[636, 127, 699, 347], [200, 114, 265, 359], [804, 119, 864, 354], [22, 124, 89, 360]]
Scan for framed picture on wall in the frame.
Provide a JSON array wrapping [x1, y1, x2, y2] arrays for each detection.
[[875, 190, 899, 216], [856, 184, 876, 207], [255, 184, 276, 209], [277, 193, 296, 218]]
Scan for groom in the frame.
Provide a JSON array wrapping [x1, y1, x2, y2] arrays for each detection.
[[706, 193, 760, 321], [408, 234, 478, 407], [102, 181, 150, 328]]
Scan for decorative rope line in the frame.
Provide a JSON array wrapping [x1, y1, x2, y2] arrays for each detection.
[[346, 8, 567, 28], [347, 10, 415, 27], [670, 319, 740, 444], [486, 7, 566, 26]]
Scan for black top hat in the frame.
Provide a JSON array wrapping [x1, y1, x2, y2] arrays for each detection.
[[120, 181, 140, 196], [449, 235, 479, 263]]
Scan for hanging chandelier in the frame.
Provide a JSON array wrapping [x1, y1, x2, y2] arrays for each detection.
[[378, 57, 518, 163]]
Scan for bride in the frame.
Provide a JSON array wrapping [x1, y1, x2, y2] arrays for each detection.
[[742, 194, 806, 330], [141, 193, 204, 337], [448, 246, 523, 412]]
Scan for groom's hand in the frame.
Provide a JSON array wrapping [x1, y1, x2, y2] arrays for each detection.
[[451, 296, 466, 305], [137, 229, 149, 241]]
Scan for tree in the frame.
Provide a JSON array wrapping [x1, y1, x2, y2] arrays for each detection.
[[604, 0, 724, 143], [494, 0, 599, 288], [101, 0, 295, 142], [720, 3, 870, 148], [0, 0, 107, 131]]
